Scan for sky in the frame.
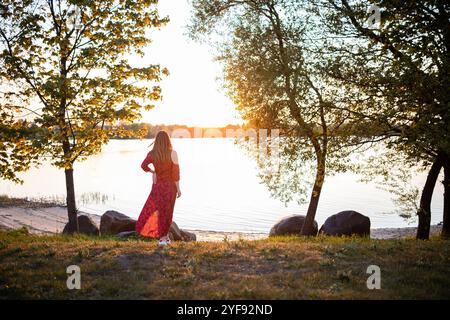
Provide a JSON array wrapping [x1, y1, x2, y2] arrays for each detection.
[[135, 0, 241, 127]]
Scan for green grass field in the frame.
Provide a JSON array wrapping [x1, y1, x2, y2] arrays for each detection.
[[1, 228, 449, 299]]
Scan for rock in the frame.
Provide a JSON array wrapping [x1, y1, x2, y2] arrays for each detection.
[[99, 210, 195, 241], [169, 221, 196, 241], [63, 215, 99, 236], [269, 215, 318, 236], [116, 231, 136, 238], [168, 222, 183, 240], [100, 210, 136, 235], [319, 210, 370, 237], [179, 229, 197, 242]]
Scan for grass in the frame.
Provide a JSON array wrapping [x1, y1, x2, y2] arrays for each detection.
[[0, 227, 449, 299]]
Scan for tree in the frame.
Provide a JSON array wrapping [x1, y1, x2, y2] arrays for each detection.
[[320, 0, 450, 238], [0, 0, 168, 232], [0, 110, 43, 183], [443, 160, 450, 238], [190, 0, 368, 235]]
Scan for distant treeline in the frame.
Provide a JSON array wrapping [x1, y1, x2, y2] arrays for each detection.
[[108, 123, 247, 139]]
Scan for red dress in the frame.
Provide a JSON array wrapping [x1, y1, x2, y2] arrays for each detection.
[[135, 152, 180, 238]]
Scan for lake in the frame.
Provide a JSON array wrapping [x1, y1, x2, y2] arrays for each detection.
[[0, 138, 444, 233]]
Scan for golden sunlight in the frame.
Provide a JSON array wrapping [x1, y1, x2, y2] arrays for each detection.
[[140, 0, 241, 127]]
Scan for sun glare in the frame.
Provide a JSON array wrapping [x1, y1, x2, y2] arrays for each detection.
[[138, 0, 241, 127]]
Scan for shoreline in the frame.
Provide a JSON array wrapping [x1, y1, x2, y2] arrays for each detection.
[[0, 204, 443, 241]]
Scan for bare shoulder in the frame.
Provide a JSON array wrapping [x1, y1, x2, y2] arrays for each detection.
[[171, 149, 179, 164]]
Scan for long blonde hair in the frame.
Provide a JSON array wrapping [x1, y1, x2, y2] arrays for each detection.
[[149, 131, 173, 163]]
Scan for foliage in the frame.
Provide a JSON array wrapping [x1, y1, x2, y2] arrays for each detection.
[[0, 116, 43, 183], [318, 0, 450, 234], [320, 0, 450, 163], [190, 0, 368, 210], [355, 146, 422, 220], [0, 0, 168, 180], [190, 0, 450, 226]]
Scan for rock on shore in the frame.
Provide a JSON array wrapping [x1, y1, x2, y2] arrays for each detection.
[[62, 215, 99, 236], [319, 210, 370, 237], [100, 210, 136, 235], [269, 215, 318, 236], [0, 205, 444, 241]]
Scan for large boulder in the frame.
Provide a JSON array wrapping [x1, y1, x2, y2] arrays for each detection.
[[100, 210, 136, 235], [169, 222, 196, 241], [319, 210, 370, 237], [269, 215, 318, 236], [63, 215, 99, 236]]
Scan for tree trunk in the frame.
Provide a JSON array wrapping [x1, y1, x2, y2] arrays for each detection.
[[442, 157, 450, 238], [64, 167, 78, 233], [301, 155, 326, 236], [416, 153, 445, 239]]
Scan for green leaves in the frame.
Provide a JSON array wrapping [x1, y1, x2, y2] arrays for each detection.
[[323, 0, 450, 160], [0, 0, 168, 180], [189, 0, 368, 205]]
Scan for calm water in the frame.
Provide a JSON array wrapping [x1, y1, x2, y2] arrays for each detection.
[[0, 139, 444, 233]]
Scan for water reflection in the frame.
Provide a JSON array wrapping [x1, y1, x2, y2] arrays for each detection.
[[0, 139, 444, 233]]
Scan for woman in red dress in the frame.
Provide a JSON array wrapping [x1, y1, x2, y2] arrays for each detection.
[[135, 131, 181, 246]]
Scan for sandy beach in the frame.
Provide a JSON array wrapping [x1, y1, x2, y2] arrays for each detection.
[[0, 205, 443, 241]]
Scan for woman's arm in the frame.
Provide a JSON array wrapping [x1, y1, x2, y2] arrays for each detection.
[[175, 181, 181, 198], [171, 150, 181, 198], [141, 152, 155, 173]]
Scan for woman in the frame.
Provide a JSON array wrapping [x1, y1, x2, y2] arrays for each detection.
[[136, 131, 181, 246]]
